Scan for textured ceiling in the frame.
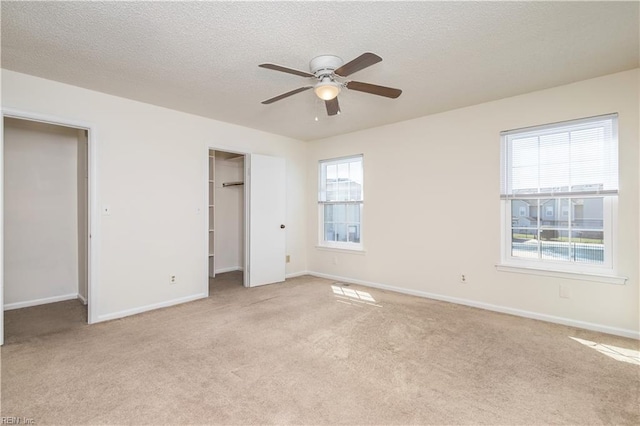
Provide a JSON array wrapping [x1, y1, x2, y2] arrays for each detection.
[[2, 1, 638, 141]]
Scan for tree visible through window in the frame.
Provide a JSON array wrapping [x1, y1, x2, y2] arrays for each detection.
[[318, 155, 363, 249], [500, 114, 618, 271]]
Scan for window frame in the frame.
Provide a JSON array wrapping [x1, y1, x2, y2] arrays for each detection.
[[499, 114, 618, 276], [318, 154, 364, 251]]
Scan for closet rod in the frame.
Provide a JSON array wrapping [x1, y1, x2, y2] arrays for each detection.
[[222, 181, 244, 187]]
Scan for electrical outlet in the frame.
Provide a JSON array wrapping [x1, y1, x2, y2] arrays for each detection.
[[286, 255, 290, 263], [333, 256, 338, 265], [460, 274, 467, 283], [559, 284, 571, 299], [170, 275, 177, 285]]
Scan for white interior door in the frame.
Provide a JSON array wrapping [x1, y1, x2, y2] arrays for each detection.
[[247, 154, 286, 287]]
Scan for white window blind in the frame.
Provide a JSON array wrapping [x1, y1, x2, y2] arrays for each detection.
[[501, 114, 618, 199]]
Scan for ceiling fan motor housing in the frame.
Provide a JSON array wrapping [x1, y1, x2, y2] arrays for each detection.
[[309, 55, 343, 78]]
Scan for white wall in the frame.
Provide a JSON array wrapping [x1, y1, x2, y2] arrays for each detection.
[[1, 70, 308, 322], [3, 118, 80, 307], [214, 154, 244, 273], [307, 69, 640, 337]]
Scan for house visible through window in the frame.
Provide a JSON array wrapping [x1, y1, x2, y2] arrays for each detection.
[[500, 114, 618, 272], [318, 155, 363, 250]]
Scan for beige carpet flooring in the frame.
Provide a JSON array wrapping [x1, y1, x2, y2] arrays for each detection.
[[1, 272, 639, 425]]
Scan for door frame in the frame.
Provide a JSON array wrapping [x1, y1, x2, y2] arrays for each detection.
[[1, 107, 100, 345], [204, 144, 250, 289]]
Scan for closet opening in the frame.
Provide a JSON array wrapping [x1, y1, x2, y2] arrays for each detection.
[[208, 149, 246, 292], [2, 117, 90, 344]]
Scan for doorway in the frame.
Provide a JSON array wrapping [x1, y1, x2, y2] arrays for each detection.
[[2, 114, 94, 344], [209, 149, 246, 289]]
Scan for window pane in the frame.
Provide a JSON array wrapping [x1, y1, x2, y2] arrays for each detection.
[[539, 130, 571, 191], [338, 163, 349, 179], [511, 136, 539, 167], [511, 199, 538, 227], [348, 224, 360, 243], [349, 161, 362, 183], [572, 198, 603, 229], [326, 164, 337, 181], [326, 179, 338, 201], [347, 204, 360, 222], [539, 164, 569, 191], [540, 198, 569, 228], [541, 230, 570, 261], [336, 224, 347, 242], [572, 230, 604, 264], [324, 204, 333, 222], [512, 166, 538, 194], [512, 228, 539, 259], [540, 132, 570, 164], [324, 223, 336, 242], [349, 161, 363, 200], [334, 204, 346, 221]]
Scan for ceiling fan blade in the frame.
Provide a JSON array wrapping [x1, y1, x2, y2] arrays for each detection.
[[261, 86, 313, 104], [259, 63, 315, 78], [347, 81, 402, 99], [325, 97, 340, 116], [334, 52, 382, 77]]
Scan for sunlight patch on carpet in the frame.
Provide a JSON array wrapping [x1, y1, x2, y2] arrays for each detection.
[[570, 336, 640, 366], [331, 284, 382, 307]]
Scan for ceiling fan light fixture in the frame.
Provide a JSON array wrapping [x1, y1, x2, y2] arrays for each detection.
[[314, 79, 341, 101]]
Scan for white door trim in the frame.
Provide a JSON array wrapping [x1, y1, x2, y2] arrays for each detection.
[[1, 107, 100, 345]]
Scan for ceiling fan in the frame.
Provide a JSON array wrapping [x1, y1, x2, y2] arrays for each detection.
[[259, 52, 402, 116]]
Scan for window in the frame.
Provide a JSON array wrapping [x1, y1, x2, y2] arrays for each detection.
[[318, 155, 363, 250], [500, 114, 618, 273]]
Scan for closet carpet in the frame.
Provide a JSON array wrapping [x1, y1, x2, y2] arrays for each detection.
[[1, 271, 638, 424]]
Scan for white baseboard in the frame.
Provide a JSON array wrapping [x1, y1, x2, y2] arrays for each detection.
[[212, 268, 308, 280], [214, 266, 244, 274], [78, 293, 88, 305], [4, 293, 79, 310], [96, 293, 208, 323], [286, 270, 310, 279], [308, 271, 640, 340]]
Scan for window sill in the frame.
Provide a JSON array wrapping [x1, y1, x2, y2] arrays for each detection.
[[315, 245, 366, 255], [495, 264, 627, 285]]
